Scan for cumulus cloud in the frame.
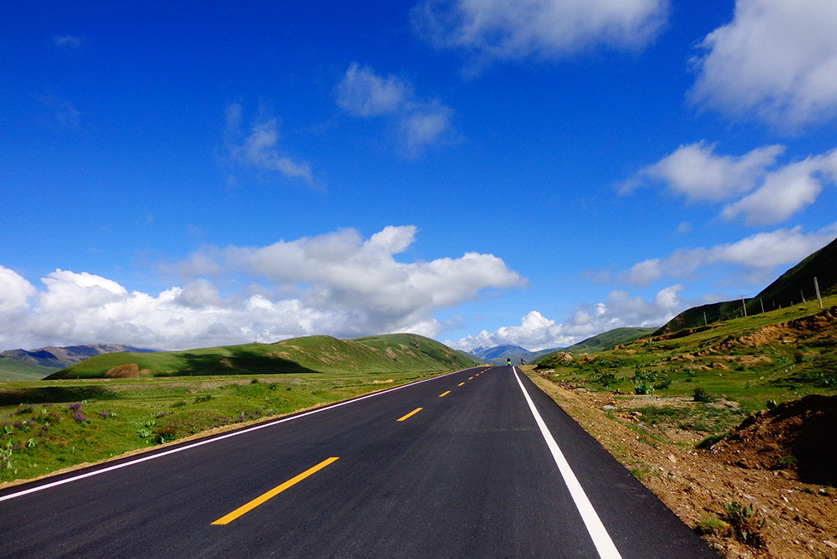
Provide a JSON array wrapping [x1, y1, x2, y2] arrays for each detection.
[[225, 104, 313, 184], [626, 143, 837, 225], [0, 226, 526, 351], [624, 141, 785, 202], [412, 0, 669, 65], [690, 0, 837, 128], [336, 63, 454, 157], [722, 150, 837, 225], [620, 223, 837, 287], [0, 266, 36, 312], [447, 285, 684, 352]]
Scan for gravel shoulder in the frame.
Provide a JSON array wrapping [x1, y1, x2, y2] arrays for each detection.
[[527, 371, 837, 559]]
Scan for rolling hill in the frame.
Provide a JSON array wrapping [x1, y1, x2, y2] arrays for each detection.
[[655, 235, 837, 335], [0, 344, 154, 381], [47, 334, 480, 379]]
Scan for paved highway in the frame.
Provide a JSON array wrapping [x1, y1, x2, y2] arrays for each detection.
[[0, 366, 718, 558]]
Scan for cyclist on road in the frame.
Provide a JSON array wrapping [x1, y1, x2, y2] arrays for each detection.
[[506, 358, 512, 367]]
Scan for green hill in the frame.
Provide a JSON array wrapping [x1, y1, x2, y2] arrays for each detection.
[[566, 327, 656, 353], [47, 334, 480, 380], [0, 357, 58, 381], [655, 236, 837, 335]]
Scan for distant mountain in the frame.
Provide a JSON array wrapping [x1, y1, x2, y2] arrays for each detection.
[[470, 344, 560, 365], [471, 345, 530, 361], [0, 344, 155, 370], [655, 236, 837, 335]]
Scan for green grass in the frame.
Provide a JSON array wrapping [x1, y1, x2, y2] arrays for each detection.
[[0, 369, 450, 484], [0, 358, 58, 381], [535, 296, 837, 436]]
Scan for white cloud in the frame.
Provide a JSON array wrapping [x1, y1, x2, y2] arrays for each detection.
[[620, 223, 837, 287], [448, 285, 683, 352], [626, 141, 785, 202], [225, 104, 313, 184], [627, 143, 837, 225], [53, 35, 82, 48], [722, 149, 837, 225], [336, 63, 454, 157], [691, 0, 837, 128], [336, 63, 411, 117], [0, 266, 36, 312], [0, 227, 526, 351], [412, 0, 669, 65]]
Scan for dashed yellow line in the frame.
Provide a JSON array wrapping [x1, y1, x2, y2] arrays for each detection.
[[439, 390, 451, 398], [397, 407, 423, 422], [212, 457, 339, 525], [458, 382, 465, 386]]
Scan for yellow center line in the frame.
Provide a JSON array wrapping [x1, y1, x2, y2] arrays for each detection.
[[397, 407, 423, 422], [458, 382, 465, 386], [212, 457, 339, 525], [439, 390, 451, 398], [468, 376, 474, 380]]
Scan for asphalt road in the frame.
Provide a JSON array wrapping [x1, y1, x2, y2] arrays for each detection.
[[0, 366, 719, 558]]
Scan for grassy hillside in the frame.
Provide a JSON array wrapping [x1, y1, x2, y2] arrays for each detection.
[[566, 327, 656, 353], [655, 236, 837, 335], [536, 295, 837, 412], [0, 357, 58, 381], [47, 334, 479, 380]]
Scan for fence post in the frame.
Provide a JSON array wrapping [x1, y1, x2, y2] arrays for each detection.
[[814, 277, 823, 309]]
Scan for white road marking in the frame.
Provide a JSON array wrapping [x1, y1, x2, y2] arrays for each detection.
[[513, 367, 623, 559], [0, 367, 482, 503]]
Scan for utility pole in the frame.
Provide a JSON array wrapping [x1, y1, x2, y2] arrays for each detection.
[[760, 299, 765, 314], [742, 296, 748, 318]]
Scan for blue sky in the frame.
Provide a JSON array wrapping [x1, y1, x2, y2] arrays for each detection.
[[2, 0, 837, 352]]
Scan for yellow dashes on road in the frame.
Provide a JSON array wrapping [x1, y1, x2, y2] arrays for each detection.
[[458, 382, 465, 386], [439, 391, 451, 398], [212, 457, 339, 525], [397, 407, 423, 422]]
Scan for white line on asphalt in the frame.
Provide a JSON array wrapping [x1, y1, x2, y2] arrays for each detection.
[[513, 367, 623, 559], [0, 367, 483, 504]]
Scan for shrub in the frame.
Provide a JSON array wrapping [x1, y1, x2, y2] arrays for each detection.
[[723, 502, 766, 547], [594, 371, 618, 387], [634, 382, 654, 395], [693, 387, 716, 403]]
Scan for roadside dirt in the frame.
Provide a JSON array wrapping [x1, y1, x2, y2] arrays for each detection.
[[528, 373, 837, 559]]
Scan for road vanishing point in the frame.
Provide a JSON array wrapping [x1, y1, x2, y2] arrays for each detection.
[[0, 366, 719, 558]]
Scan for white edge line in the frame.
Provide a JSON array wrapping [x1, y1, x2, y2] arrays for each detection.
[[0, 367, 482, 503], [512, 367, 622, 559]]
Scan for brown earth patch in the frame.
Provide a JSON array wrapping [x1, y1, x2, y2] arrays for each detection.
[[527, 373, 837, 559], [104, 363, 149, 378]]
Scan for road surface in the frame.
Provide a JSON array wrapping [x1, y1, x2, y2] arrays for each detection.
[[0, 366, 718, 558]]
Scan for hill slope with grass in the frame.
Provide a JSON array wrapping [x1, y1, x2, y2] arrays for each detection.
[[566, 327, 656, 353], [47, 334, 479, 380], [655, 236, 837, 335]]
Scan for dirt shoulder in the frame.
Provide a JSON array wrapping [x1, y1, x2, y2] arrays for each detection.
[[527, 372, 837, 559]]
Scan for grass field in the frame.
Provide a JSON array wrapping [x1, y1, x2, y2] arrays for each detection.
[[0, 369, 452, 485]]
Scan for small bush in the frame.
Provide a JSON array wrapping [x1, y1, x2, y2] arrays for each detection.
[[634, 382, 654, 395], [693, 387, 716, 403], [723, 502, 766, 547], [594, 371, 618, 387]]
